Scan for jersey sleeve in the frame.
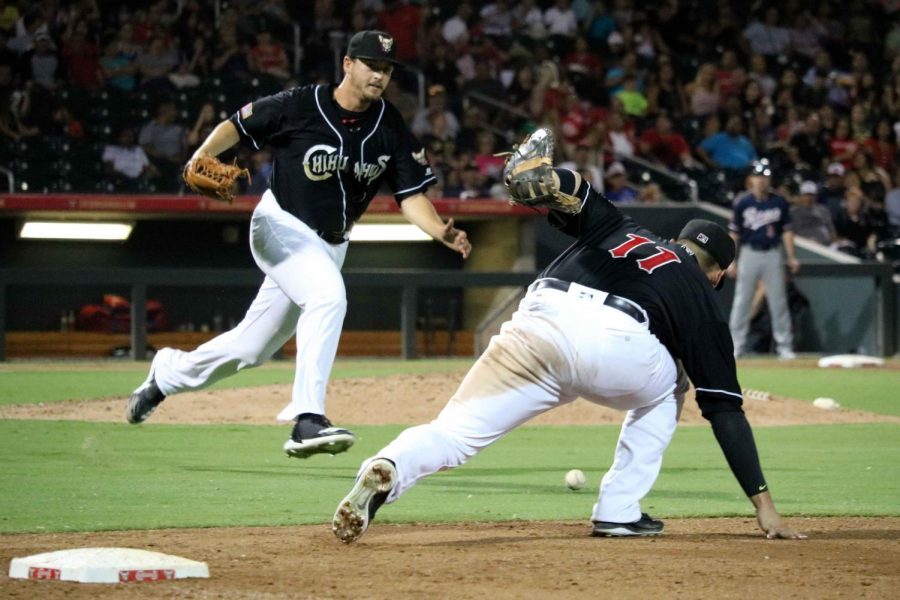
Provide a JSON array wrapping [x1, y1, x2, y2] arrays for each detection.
[[779, 196, 793, 229], [229, 88, 299, 150], [729, 197, 744, 233], [385, 123, 437, 202], [681, 319, 743, 407], [547, 168, 623, 237]]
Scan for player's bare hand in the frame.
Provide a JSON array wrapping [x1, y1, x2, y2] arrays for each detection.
[[442, 218, 471, 259], [755, 504, 807, 540], [786, 258, 800, 274], [726, 262, 737, 278]]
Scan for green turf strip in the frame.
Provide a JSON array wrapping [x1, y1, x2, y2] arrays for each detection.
[[736, 368, 900, 416], [0, 421, 896, 533]]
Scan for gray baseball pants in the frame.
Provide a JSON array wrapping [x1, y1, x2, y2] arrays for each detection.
[[729, 247, 793, 356]]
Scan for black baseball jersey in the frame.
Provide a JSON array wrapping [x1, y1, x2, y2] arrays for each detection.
[[541, 179, 742, 409], [230, 83, 436, 236]]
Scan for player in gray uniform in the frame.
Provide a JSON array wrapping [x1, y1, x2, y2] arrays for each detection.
[[331, 136, 805, 543], [126, 31, 472, 458], [728, 160, 799, 359]]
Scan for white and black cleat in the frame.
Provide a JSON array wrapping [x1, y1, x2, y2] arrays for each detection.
[[592, 513, 664, 537], [283, 413, 356, 458], [332, 458, 396, 543]]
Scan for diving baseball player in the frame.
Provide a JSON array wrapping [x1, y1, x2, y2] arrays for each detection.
[[333, 129, 804, 543], [127, 31, 471, 458]]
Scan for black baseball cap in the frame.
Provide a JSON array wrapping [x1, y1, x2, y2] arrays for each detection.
[[347, 30, 400, 65], [678, 219, 735, 269]]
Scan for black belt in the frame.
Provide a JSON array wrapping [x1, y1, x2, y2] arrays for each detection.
[[317, 230, 348, 245], [528, 278, 647, 324]]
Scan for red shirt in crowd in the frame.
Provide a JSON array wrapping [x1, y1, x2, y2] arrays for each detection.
[[639, 129, 691, 168], [864, 138, 896, 173], [377, 4, 421, 62]]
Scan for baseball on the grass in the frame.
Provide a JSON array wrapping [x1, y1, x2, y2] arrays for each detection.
[[565, 469, 586, 490], [813, 397, 840, 411]]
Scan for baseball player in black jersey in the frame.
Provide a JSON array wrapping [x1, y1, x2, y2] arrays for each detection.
[[333, 149, 805, 543], [126, 31, 472, 458]]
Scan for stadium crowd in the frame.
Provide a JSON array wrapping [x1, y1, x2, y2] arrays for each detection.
[[2, 0, 900, 260]]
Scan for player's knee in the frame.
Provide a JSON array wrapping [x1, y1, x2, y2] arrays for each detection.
[[307, 289, 347, 316]]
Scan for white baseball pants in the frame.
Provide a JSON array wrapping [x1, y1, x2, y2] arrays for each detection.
[[151, 190, 349, 421], [371, 282, 682, 524]]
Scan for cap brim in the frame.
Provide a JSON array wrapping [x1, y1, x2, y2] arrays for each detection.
[[349, 54, 406, 68]]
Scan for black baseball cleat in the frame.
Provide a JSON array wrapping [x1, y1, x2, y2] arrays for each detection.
[[591, 513, 664, 537], [283, 413, 356, 459], [126, 375, 166, 424], [332, 458, 396, 543]]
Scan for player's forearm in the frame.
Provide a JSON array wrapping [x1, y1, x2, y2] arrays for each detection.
[[191, 120, 240, 160], [400, 193, 449, 239], [702, 405, 768, 497], [782, 230, 796, 261]]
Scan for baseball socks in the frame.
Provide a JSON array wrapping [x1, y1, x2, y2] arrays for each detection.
[[283, 413, 356, 458], [332, 458, 396, 543]]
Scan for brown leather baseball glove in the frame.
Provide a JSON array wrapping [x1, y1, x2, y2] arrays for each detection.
[[500, 128, 581, 214], [183, 156, 251, 203]]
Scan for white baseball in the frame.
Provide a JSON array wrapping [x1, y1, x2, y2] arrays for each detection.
[[813, 397, 840, 411], [565, 469, 586, 490]]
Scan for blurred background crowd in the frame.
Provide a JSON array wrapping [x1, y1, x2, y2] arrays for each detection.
[[2, 0, 900, 260]]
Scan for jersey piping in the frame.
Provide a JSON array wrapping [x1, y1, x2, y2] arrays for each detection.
[[234, 113, 260, 150], [695, 387, 743, 399], [314, 84, 348, 232]]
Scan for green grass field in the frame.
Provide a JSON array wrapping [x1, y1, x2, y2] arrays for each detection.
[[0, 359, 897, 534]]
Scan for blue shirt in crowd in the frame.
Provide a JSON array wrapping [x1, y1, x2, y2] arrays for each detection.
[[699, 133, 757, 170]]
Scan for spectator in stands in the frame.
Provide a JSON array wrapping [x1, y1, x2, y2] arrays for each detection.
[[559, 143, 603, 191], [850, 148, 891, 206], [828, 117, 859, 168], [100, 40, 136, 92], [717, 49, 746, 102], [247, 148, 273, 195], [741, 6, 790, 58], [212, 27, 252, 81], [833, 185, 882, 258], [138, 100, 186, 188], [377, 0, 421, 65], [849, 103, 871, 143], [0, 0, 20, 35], [61, 20, 102, 91], [603, 160, 639, 203], [186, 102, 217, 151], [747, 53, 776, 99], [461, 60, 505, 103], [422, 109, 458, 178], [638, 113, 693, 170], [480, 1, 513, 41], [412, 84, 460, 139], [819, 162, 847, 220], [249, 30, 291, 82], [473, 131, 505, 186], [615, 75, 647, 118], [441, 2, 471, 49], [423, 41, 461, 99], [788, 112, 829, 173], [686, 62, 720, 118], [28, 32, 58, 90], [544, 0, 578, 51], [644, 58, 686, 121], [445, 162, 489, 200], [505, 63, 536, 116], [605, 109, 636, 159], [790, 180, 835, 246], [136, 35, 178, 94], [864, 118, 897, 175], [696, 115, 757, 173], [885, 166, 900, 236], [102, 127, 156, 189], [788, 11, 826, 64]]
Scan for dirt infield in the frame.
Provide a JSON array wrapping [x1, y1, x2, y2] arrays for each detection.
[[3, 368, 899, 598], [1, 370, 897, 427], [3, 518, 899, 599]]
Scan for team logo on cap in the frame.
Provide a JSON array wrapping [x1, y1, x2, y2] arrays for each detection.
[[696, 233, 709, 243], [378, 34, 393, 52]]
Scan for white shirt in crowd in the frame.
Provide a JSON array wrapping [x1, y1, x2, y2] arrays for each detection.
[[102, 144, 150, 179]]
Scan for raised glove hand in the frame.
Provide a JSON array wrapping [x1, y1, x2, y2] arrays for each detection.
[[500, 128, 581, 214], [183, 155, 251, 203]]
